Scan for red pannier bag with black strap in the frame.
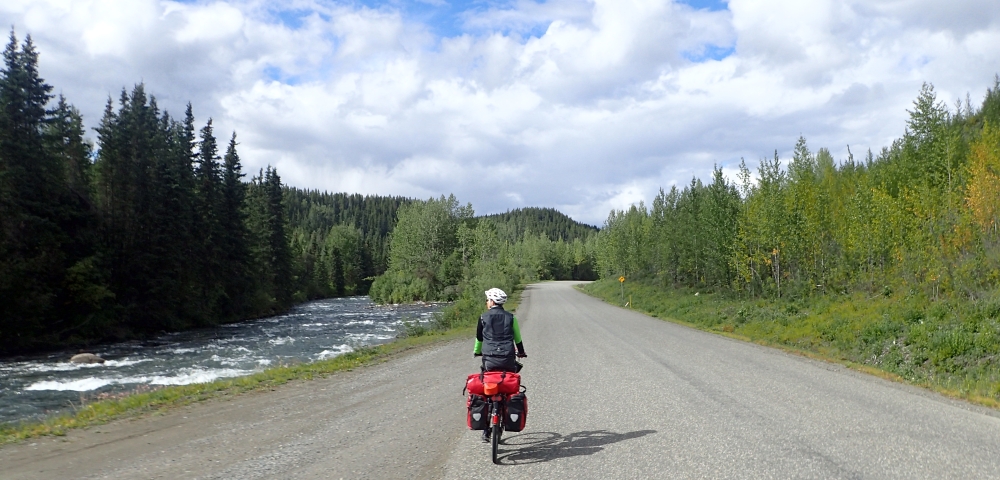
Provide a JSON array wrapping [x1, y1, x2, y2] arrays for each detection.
[[467, 394, 488, 430], [465, 371, 520, 396]]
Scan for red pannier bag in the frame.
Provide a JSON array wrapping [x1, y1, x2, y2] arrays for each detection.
[[467, 394, 488, 430], [465, 371, 520, 396]]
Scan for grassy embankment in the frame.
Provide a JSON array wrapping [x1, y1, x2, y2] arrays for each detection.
[[0, 289, 522, 446], [580, 279, 1000, 408]]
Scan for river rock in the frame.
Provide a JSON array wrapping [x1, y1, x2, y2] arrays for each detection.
[[70, 353, 105, 364]]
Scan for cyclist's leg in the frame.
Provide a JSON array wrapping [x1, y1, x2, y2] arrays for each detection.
[[482, 399, 494, 442]]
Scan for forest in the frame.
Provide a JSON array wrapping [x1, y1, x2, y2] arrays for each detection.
[[0, 33, 600, 355], [285, 190, 411, 299], [369, 197, 599, 313], [362, 196, 599, 333], [0, 33, 300, 355], [595, 80, 1000, 301], [481, 207, 598, 243]]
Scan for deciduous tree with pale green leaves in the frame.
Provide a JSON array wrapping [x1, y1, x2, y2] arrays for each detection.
[[593, 78, 1000, 304]]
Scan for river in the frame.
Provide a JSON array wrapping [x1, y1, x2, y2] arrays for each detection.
[[0, 297, 443, 426]]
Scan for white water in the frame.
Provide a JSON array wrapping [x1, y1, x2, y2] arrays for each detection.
[[0, 296, 442, 425]]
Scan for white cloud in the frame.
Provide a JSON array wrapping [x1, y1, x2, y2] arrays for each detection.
[[2, 0, 999, 225]]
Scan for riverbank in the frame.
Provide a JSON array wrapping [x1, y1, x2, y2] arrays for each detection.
[[0, 288, 522, 446], [579, 279, 1000, 410], [0, 330, 453, 445]]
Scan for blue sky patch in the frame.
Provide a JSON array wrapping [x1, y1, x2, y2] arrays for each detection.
[[348, 0, 557, 39], [684, 45, 735, 62], [263, 65, 303, 85], [249, 1, 555, 42], [354, 0, 498, 37], [263, 65, 282, 81], [675, 0, 728, 11], [274, 9, 309, 29], [519, 21, 551, 40]]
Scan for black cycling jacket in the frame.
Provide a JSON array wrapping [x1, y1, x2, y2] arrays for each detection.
[[474, 305, 525, 357]]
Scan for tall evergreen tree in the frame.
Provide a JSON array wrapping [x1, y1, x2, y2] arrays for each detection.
[[46, 96, 91, 199], [43, 94, 111, 339], [141, 104, 203, 329], [246, 166, 293, 312], [194, 119, 225, 319], [0, 31, 66, 350], [219, 132, 250, 319], [172, 103, 201, 321], [264, 167, 293, 307], [94, 84, 166, 330]]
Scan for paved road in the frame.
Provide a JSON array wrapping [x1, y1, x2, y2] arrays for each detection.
[[5, 281, 1000, 478]]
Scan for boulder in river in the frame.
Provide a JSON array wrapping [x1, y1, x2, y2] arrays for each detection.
[[70, 353, 105, 364]]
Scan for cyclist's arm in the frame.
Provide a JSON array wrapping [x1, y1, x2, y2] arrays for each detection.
[[474, 318, 483, 355], [512, 316, 526, 356]]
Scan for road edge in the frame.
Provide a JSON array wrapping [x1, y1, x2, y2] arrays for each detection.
[[573, 282, 1000, 417]]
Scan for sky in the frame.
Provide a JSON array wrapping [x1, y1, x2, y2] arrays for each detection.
[[2, 0, 999, 226]]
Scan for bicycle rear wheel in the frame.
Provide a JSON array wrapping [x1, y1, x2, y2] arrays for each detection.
[[491, 421, 501, 464]]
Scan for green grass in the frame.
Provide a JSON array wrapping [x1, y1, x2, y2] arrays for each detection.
[[580, 278, 1000, 409]]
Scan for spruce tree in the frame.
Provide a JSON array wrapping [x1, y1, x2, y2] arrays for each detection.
[[265, 167, 293, 307], [219, 132, 250, 319], [173, 103, 201, 320], [0, 31, 63, 351], [194, 119, 225, 320], [93, 85, 162, 331], [245, 166, 293, 312], [43, 95, 111, 340]]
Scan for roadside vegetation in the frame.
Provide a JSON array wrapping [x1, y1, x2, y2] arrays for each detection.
[[582, 279, 1000, 407], [588, 78, 1000, 407]]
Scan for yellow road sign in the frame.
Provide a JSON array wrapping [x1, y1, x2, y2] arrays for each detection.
[[619, 276, 625, 283]]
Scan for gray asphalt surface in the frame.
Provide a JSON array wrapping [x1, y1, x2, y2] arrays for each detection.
[[451, 282, 1000, 479], [4, 281, 1000, 479]]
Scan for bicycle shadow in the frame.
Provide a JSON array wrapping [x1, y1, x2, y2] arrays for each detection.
[[497, 429, 656, 465]]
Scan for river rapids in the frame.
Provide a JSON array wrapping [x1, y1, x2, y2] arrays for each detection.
[[0, 297, 442, 426]]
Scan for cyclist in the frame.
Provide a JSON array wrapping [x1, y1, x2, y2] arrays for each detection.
[[473, 287, 526, 442]]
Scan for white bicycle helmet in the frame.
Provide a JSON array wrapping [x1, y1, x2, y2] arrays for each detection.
[[485, 288, 507, 304]]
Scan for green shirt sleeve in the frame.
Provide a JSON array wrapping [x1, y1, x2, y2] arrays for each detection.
[[474, 339, 482, 354]]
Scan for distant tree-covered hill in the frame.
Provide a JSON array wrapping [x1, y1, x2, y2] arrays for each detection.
[[283, 189, 412, 299], [285, 195, 601, 300], [482, 207, 598, 243], [369, 197, 600, 310], [284, 189, 410, 238]]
